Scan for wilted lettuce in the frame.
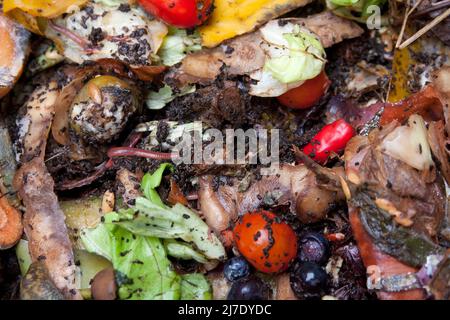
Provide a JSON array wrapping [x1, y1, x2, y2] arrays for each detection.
[[158, 27, 202, 66], [112, 228, 181, 300], [326, 0, 388, 22], [146, 84, 196, 110], [329, 0, 359, 6], [79, 164, 221, 300], [164, 239, 208, 263], [80, 213, 180, 299], [180, 274, 212, 300], [262, 23, 326, 84], [117, 164, 226, 261]]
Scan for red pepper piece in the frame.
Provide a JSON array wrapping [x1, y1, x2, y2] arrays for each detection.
[[302, 119, 355, 164]]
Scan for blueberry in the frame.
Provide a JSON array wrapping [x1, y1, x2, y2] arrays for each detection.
[[290, 262, 328, 298], [227, 276, 270, 300], [298, 232, 330, 265], [224, 257, 251, 282]]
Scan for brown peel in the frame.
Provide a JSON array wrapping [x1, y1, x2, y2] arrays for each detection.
[[0, 195, 23, 249]]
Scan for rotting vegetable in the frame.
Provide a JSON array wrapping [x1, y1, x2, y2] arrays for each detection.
[[344, 119, 448, 300], [169, 11, 363, 96], [277, 71, 331, 109], [233, 210, 297, 273], [0, 12, 30, 99], [0, 196, 23, 250], [199, 0, 313, 48], [302, 119, 355, 164], [138, 0, 213, 28], [78, 164, 222, 299], [1, 0, 449, 302]]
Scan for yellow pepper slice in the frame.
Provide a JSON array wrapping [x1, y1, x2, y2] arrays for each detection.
[[199, 0, 312, 48], [3, 0, 88, 19], [4, 9, 47, 35]]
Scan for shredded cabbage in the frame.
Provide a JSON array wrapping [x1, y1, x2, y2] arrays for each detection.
[[158, 27, 202, 67], [263, 23, 326, 84], [146, 84, 195, 110], [249, 20, 326, 97]]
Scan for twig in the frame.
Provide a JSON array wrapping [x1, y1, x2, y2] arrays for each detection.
[[44, 150, 68, 163], [396, 0, 425, 48], [399, 7, 450, 49], [412, 0, 450, 17]]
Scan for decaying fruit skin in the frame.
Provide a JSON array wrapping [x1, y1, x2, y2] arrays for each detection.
[[343, 122, 447, 300], [0, 196, 23, 250], [199, 0, 314, 47], [69, 75, 140, 144], [349, 207, 425, 300], [20, 262, 64, 300], [233, 210, 298, 274], [91, 268, 117, 300], [14, 158, 82, 300], [0, 13, 31, 99]]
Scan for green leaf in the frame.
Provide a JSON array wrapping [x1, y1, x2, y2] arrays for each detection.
[[164, 239, 208, 263], [80, 222, 114, 261], [351, 191, 444, 267], [158, 27, 202, 67], [180, 274, 212, 300], [141, 163, 174, 206], [146, 85, 174, 110], [264, 27, 325, 84], [16, 239, 32, 275], [171, 203, 226, 261], [326, 0, 387, 22], [116, 197, 226, 261], [329, 0, 360, 6], [80, 216, 182, 300], [146, 84, 196, 110], [112, 228, 181, 300]]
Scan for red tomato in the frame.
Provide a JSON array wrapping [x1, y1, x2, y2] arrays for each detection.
[[138, 0, 213, 28], [233, 210, 297, 273], [277, 71, 330, 109]]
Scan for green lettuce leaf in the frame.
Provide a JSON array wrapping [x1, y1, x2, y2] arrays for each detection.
[[80, 215, 181, 300], [326, 0, 387, 22], [180, 274, 212, 300], [164, 239, 208, 263], [264, 26, 326, 84], [146, 84, 196, 110], [112, 228, 181, 300], [141, 162, 174, 205], [78, 164, 220, 300], [329, 0, 360, 6], [117, 163, 226, 261], [158, 27, 202, 67]]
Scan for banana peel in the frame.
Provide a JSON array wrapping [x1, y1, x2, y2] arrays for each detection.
[[199, 0, 313, 48]]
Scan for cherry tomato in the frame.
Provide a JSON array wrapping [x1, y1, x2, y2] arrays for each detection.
[[277, 71, 330, 109], [233, 210, 297, 273], [138, 0, 213, 28]]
